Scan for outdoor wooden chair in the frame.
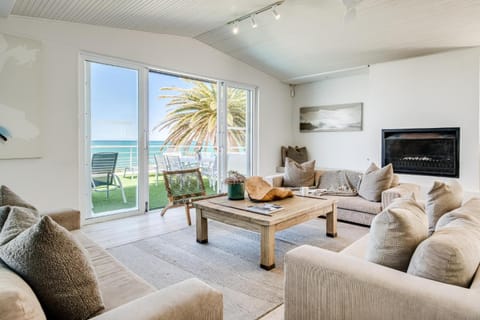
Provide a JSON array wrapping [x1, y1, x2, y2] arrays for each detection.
[[161, 168, 220, 225]]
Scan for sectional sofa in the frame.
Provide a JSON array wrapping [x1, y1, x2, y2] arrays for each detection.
[[0, 209, 223, 320]]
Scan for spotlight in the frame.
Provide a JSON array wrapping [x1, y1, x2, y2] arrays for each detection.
[[250, 14, 257, 28], [272, 5, 280, 20], [232, 21, 239, 34]]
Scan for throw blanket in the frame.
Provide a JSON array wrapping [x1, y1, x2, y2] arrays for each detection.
[[317, 170, 362, 196]]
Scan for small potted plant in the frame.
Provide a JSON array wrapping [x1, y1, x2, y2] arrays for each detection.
[[224, 171, 246, 200]]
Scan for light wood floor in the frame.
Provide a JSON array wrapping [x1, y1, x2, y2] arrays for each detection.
[[83, 207, 284, 319], [83, 207, 193, 249]]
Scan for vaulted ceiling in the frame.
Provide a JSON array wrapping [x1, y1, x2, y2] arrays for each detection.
[[7, 0, 480, 83]]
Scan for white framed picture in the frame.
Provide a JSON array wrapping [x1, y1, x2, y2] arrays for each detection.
[[0, 33, 42, 159], [300, 103, 363, 132]]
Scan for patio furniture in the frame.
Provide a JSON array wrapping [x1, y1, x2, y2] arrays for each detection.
[[91, 152, 127, 203], [200, 153, 217, 190], [161, 168, 208, 225], [164, 153, 184, 171]]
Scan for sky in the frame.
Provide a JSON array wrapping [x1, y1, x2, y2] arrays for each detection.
[[89, 62, 195, 141]]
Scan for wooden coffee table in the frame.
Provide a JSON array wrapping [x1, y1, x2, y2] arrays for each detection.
[[193, 196, 337, 270]]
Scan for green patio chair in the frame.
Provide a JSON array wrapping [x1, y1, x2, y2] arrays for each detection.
[[91, 152, 127, 203]]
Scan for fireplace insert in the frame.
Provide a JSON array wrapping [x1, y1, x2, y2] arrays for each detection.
[[382, 127, 460, 178]]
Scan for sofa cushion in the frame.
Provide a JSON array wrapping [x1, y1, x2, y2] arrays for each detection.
[[283, 158, 316, 187], [0, 206, 39, 245], [0, 185, 37, 210], [426, 180, 463, 235], [0, 216, 104, 320], [0, 186, 38, 231], [435, 197, 480, 230], [281, 146, 308, 166], [407, 225, 480, 288], [358, 163, 394, 202], [366, 197, 428, 271], [0, 260, 46, 320], [324, 195, 382, 215], [73, 231, 156, 312]]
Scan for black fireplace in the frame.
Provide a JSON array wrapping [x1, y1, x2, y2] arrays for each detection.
[[382, 127, 460, 178]]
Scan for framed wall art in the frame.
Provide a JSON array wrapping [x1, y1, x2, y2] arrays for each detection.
[[300, 103, 363, 132], [0, 33, 42, 159]]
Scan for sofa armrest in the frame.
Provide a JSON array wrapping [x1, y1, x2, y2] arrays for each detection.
[[41, 208, 81, 231], [91, 278, 222, 320], [284, 245, 480, 320], [264, 174, 284, 187], [381, 183, 420, 209]]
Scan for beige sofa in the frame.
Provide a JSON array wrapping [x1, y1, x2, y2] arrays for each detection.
[[284, 228, 480, 319], [266, 169, 420, 226], [0, 209, 223, 320]]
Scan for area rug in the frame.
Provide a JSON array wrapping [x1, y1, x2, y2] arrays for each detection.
[[108, 219, 368, 320]]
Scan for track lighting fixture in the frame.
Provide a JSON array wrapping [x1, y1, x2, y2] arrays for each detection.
[[272, 5, 280, 20], [232, 21, 239, 34], [250, 14, 257, 28], [226, 1, 284, 35]]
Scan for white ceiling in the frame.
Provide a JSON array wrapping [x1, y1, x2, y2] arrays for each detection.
[[9, 0, 480, 83]]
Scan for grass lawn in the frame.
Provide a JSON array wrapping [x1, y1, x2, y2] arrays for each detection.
[[92, 174, 217, 215]]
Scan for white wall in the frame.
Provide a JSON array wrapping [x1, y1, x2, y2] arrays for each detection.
[[0, 16, 293, 211], [293, 48, 480, 196]]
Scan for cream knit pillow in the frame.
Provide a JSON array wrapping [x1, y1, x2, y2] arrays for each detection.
[[426, 180, 463, 235], [366, 196, 428, 271], [358, 163, 394, 202]]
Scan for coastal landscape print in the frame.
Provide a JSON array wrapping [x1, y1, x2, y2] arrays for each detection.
[[300, 103, 363, 132], [0, 33, 42, 159]]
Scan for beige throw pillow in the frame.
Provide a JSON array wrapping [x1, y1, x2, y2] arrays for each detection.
[[0, 216, 105, 320], [358, 163, 394, 202], [407, 226, 480, 288], [426, 180, 463, 235], [366, 196, 428, 271], [283, 158, 316, 187]]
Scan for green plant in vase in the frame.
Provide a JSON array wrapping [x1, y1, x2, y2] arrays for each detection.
[[224, 171, 246, 200]]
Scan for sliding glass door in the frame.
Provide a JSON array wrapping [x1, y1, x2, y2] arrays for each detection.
[[83, 56, 256, 218], [85, 60, 145, 217]]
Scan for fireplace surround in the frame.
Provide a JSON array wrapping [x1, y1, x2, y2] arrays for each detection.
[[382, 127, 460, 178]]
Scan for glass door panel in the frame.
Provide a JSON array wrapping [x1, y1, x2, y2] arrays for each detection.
[[225, 86, 252, 177], [87, 61, 139, 215], [147, 71, 218, 211]]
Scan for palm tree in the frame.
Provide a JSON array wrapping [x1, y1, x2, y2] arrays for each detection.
[[154, 80, 246, 150]]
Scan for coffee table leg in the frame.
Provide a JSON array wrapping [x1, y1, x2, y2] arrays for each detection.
[[260, 226, 275, 270], [196, 209, 208, 244], [326, 204, 338, 238]]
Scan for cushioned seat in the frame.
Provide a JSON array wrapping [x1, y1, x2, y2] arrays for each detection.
[[323, 195, 382, 214], [72, 231, 156, 313]]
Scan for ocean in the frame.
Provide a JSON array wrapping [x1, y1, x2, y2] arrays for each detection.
[[91, 140, 215, 169]]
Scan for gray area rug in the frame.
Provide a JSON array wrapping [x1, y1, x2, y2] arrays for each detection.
[[108, 218, 368, 320]]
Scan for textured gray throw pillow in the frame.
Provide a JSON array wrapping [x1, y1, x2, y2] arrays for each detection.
[[358, 163, 394, 202], [283, 158, 316, 187], [0, 216, 105, 320], [366, 196, 428, 271], [426, 180, 463, 235], [0, 206, 39, 245]]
